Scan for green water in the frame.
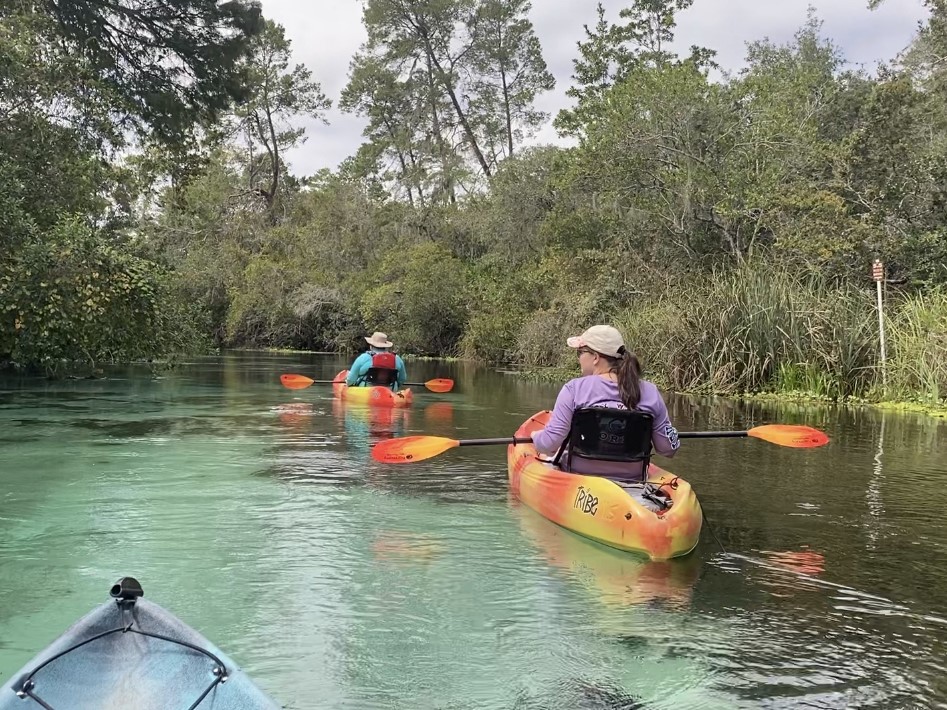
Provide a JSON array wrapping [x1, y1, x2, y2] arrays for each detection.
[[1, 352, 946, 709]]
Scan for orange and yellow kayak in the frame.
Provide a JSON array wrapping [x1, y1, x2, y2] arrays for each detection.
[[331, 369, 413, 408], [507, 411, 702, 561]]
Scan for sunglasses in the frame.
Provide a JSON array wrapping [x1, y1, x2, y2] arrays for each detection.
[[576, 348, 595, 358]]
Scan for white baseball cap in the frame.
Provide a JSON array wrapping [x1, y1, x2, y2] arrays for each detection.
[[566, 325, 625, 358]]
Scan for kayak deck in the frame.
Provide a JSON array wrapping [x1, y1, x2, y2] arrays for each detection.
[[0, 578, 278, 710]]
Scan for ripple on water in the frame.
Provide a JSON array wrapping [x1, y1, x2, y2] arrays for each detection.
[[2, 356, 947, 709]]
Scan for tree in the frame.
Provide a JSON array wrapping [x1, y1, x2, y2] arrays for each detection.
[[341, 53, 448, 204], [466, 0, 554, 164], [41, 0, 263, 143], [555, 3, 626, 135], [555, 0, 714, 136], [362, 0, 493, 177], [616, 0, 695, 67], [234, 20, 331, 212]]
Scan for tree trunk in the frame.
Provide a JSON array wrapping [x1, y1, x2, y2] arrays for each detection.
[[424, 55, 456, 202], [501, 67, 513, 158], [420, 34, 492, 177]]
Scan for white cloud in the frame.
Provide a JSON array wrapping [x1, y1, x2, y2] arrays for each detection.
[[260, 0, 928, 176]]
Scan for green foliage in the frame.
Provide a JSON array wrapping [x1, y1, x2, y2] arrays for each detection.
[[234, 19, 331, 211], [42, 0, 263, 142], [599, 264, 879, 399], [886, 290, 947, 403], [361, 243, 469, 355], [556, 3, 628, 135], [461, 253, 557, 362], [0, 219, 199, 371], [556, 0, 714, 136], [5, 0, 946, 416], [225, 256, 361, 351], [466, 0, 555, 161]]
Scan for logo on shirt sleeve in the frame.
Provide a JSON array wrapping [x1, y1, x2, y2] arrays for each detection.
[[664, 424, 680, 450]]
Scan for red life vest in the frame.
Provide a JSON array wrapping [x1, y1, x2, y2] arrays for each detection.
[[371, 352, 396, 370]]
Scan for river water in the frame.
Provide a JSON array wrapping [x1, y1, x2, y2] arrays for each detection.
[[1, 352, 946, 709]]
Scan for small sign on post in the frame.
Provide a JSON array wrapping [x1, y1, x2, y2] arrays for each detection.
[[872, 259, 887, 391]]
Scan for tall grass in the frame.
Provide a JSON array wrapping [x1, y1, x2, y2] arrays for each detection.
[[514, 262, 945, 404], [886, 290, 947, 403], [613, 265, 877, 398]]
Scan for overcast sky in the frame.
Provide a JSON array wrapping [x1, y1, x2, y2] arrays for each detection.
[[259, 0, 928, 176]]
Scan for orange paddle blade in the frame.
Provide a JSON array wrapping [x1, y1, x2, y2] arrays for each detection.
[[748, 425, 829, 448], [424, 378, 454, 393], [371, 436, 459, 463], [280, 374, 315, 390]]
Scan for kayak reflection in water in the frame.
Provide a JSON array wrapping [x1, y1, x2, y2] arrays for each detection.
[[333, 399, 410, 454], [345, 331, 408, 391], [515, 499, 702, 610]]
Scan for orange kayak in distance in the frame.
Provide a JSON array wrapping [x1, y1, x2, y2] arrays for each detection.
[[331, 369, 413, 408]]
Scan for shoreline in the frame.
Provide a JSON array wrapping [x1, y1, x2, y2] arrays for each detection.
[[516, 365, 947, 419]]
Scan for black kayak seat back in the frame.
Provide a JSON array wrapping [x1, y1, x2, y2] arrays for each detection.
[[366, 367, 396, 387], [553, 407, 654, 476]]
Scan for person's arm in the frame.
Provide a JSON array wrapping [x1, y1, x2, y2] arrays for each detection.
[[345, 353, 369, 386], [649, 392, 680, 457], [396, 355, 408, 389], [531, 381, 577, 456]]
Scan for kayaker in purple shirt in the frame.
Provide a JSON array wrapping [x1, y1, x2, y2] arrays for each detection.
[[531, 325, 680, 478]]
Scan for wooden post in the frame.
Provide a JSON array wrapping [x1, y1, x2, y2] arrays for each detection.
[[872, 259, 887, 391]]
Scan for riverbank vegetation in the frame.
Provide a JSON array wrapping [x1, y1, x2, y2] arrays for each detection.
[[1, 0, 944, 406]]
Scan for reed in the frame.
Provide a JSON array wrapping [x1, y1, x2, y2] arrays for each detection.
[[885, 290, 947, 404]]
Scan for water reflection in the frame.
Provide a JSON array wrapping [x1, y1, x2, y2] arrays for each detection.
[[331, 398, 412, 453], [866, 412, 885, 550], [370, 530, 446, 566], [421, 401, 454, 425], [514, 501, 702, 611]]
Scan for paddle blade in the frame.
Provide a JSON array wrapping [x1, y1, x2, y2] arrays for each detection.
[[424, 378, 454, 393], [748, 425, 829, 448], [371, 436, 459, 464], [280, 374, 315, 390]]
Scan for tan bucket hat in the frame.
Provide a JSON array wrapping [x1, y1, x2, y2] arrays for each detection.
[[365, 331, 394, 348]]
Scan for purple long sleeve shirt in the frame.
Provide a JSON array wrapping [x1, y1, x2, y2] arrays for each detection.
[[532, 375, 680, 477]]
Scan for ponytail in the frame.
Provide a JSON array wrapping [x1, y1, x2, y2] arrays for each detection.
[[606, 345, 642, 409]]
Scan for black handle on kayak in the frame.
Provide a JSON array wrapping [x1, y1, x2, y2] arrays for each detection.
[[110, 576, 144, 602]]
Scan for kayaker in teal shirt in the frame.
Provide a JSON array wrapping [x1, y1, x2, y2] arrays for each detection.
[[345, 332, 408, 391]]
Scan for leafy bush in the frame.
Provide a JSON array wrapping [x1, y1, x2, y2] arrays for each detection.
[[360, 243, 469, 355], [0, 218, 201, 371]]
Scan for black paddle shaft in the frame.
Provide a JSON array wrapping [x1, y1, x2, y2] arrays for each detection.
[[679, 431, 749, 438], [456, 432, 750, 447]]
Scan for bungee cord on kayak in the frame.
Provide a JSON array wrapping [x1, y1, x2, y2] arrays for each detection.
[[3, 578, 277, 710]]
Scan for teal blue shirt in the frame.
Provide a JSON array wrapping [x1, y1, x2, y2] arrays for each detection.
[[345, 349, 408, 390]]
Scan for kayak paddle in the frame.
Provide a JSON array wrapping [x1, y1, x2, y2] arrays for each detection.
[[280, 373, 454, 393], [371, 425, 830, 464]]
